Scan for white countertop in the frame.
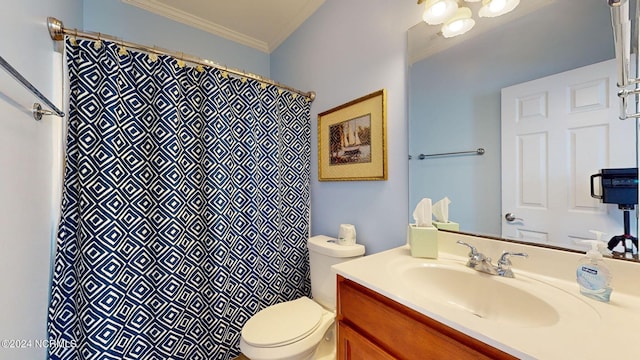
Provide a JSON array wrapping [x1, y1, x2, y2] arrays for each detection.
[[332, 231, 640, 360]]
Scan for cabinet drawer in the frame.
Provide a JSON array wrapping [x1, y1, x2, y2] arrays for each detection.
[[337, 276, 517, 360], [338, 322, 396, 360]]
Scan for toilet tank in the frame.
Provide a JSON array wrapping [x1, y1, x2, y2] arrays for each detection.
[[307, 235, 365, 310]]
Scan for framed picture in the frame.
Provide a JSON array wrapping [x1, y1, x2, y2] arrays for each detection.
[[318, 89, 387, 181]]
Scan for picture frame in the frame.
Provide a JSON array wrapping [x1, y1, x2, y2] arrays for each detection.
[[318, 89, 387, 181]]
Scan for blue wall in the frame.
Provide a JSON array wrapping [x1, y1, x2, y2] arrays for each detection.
[[271, 0, 422, 254], [0, 1, 82, 359], [408, 0, 615, 235]]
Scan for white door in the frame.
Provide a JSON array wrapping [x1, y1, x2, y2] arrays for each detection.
[[501, 58, 635, 250]]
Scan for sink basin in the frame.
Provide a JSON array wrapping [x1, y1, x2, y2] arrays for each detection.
[[400, 263, 565, 328], [332, 245, 626, 360]]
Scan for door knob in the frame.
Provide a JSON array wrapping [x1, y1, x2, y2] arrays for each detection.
[[505, 213, 523, 222]]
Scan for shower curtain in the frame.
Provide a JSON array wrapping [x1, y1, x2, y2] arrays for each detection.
[[48, 38, 311, 360]]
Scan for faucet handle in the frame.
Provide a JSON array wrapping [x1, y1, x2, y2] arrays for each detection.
[[457, 240, 487, 262], [497, 252, 528, 278], [498, 251, 528, 266], [457, 240, 479, 257]]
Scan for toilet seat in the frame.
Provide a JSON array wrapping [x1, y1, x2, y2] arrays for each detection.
[[242, 297, 323, 348]]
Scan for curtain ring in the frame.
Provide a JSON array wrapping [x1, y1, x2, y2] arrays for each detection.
[[148, 46, 159, 62], [70, 29, 78, 45], [94, 32, 102, 49], [177, 52, 185, 68], [118, 40, 128, 56]]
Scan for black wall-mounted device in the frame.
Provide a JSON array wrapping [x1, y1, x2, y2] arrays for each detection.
[[590, 168, 638, 208], [590, 168, 638, 259]]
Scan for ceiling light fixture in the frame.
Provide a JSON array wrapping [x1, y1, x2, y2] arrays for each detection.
[[418, 0, 520, 38], [442, 7, 475, 38], [422, 0, 459, 25]]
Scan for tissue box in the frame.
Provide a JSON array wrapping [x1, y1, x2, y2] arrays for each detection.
[[408, 225, 438, 258], [432, 221, 459, 231]]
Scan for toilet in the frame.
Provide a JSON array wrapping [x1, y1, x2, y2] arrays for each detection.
[[239, 235, 365, 360]]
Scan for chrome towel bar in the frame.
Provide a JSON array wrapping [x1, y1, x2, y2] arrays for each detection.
[[0, 55, 65, 120], [412, 148, 485, 160]]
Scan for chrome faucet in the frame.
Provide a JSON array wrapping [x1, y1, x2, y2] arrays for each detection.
[[456, 241, 498, 275], [456, 241, 527, 278], [496, 251, 528, 278]]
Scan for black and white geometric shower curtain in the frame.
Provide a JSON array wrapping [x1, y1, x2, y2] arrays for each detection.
[[48, 38, 311, 359]]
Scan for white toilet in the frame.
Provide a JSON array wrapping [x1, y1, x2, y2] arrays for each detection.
[[239, 235, 365, 360]]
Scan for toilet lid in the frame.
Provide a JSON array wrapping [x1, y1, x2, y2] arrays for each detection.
[[241, 297, 323, 347]]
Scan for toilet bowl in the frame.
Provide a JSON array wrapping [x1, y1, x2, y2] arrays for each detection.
[[239, 235, 365, 360], [239, 297, 335, 360]]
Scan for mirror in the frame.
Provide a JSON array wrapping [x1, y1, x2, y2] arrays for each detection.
[[408, 0, 639, 260]]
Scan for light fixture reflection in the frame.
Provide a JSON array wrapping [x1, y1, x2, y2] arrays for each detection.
[[423, 0, 459, 25], [441, 7, 475, 38], [479, 0, 520, 18], [419, 0, 522, 38]]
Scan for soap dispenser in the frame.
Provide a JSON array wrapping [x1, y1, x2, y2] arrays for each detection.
[[576, 231, 612, 302]]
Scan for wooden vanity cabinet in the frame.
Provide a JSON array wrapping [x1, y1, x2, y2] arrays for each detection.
[[336, 275, 518, 360]]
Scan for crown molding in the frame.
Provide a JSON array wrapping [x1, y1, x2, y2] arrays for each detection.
[[122, 0, 270, 53], [269, 0, 325, 52]]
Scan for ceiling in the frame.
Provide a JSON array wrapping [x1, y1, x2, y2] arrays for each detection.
[[122, 0, 326, 53]]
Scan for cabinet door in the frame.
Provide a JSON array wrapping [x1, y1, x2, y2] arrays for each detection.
[[338, 322, 396, 360], [337, 276, 517, 360]]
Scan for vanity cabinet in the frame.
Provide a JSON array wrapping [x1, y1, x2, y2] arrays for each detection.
[[336, 275, 518, 360]]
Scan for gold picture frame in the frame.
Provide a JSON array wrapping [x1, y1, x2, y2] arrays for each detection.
[[318, 89, 387, 181]]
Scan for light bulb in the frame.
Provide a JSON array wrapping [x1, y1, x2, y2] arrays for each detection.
[[429, 1, 447, 17], [479, 0, 519, 18], [448, 19, 464, 32], [489, 0, 507, 13], [423, 0, 458, 25], [441, 7, 475, 38]]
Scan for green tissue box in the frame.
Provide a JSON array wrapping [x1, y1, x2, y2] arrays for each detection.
[[432, 221, 459, 231], [408, 225, 438, 259]]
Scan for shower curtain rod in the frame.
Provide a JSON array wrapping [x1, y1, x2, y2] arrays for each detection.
[[46, 17, 316, 101]]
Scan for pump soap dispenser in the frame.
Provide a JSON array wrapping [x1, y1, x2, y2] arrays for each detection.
[[576, 230, 612, 303]]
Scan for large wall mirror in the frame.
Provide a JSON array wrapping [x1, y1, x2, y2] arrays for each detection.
[[408, 0, 639, 261]]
